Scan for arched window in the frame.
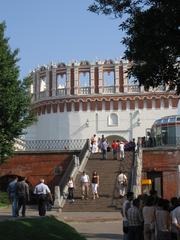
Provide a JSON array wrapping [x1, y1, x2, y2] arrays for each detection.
[[108, 113, 118, 126], [56, 74, 66, 95], [79, 72, 90, 94], [40, 77, 46, 92], [57, 74, 66, 89], [103, 71, 115, 86], [79, 72, 90, 87]]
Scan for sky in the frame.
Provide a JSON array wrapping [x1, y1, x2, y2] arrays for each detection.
[[1, 0, 125, 79]]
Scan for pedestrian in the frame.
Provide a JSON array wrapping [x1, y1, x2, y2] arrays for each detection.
[[16, 177, 30, 217], [155, 198, 171, 240], [111, 140, 118, 160], [119, 141, 125, 160], [142, 195, 156, 240], [67, 176, 75, 202], [101, 138, 108, 160], [122, 191, 134, 240], [127, 198, 144, 240], [117, 172, 127, 198], [80, 171, 90, 200], [171, 199, 180, 240], [91, 134, 97, 153], [7, 176, 18, 217], [91, 171, 99, 200], [34, 179, 53, 216]]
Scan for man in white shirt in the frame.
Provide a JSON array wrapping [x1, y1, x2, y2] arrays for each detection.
[[34, 179, 53, 216], [117, 172, 127, 198], [80, 171, 90, 200]]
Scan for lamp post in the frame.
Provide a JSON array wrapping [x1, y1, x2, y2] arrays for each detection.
[[178, 165, 180, 197], [129, 110, 141, 141]]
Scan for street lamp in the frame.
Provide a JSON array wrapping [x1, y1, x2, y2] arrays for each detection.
[[129, 110, 141, 140]]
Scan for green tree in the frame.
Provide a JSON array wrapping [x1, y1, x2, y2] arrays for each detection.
[[89, 0, 180, 93], [0, 22, 36, 163]]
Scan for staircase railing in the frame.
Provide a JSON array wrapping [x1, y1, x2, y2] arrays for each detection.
[[57, 139, 90, 205], [131, 148, 142, 197]]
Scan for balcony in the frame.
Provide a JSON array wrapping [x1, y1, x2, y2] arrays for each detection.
[[56, 88, 67, 96], [103, 86, 115, 94], [79, 87, 91, 95]]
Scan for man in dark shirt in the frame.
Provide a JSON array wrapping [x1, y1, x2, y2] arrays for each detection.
[[16, 177, 30, 217]]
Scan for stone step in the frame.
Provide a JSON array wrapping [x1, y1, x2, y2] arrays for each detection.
[[63, 151, 134, 212]]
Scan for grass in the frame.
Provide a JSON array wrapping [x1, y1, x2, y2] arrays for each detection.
[[0, 216, 86, 240], [0, 192, 9, 207]]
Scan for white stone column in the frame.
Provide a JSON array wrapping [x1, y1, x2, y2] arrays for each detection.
[[31, 71, 36, 101], [98, 65, 103, 94], [54, 186, 61, 209], [114, 64, 120, 93], [45, 69, 50, 97], [74, 66, 79, 95], [52, 67, 57, 97], [36, 70, 40, 99], [66, 66, 71, 95], [90, 65, 95, 94], [123, 63, 128, 93]]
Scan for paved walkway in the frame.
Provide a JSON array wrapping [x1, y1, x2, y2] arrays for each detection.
[[0, 207, 124, 240]]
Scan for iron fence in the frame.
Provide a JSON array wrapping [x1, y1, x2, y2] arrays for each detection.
[[14, 139, 88, 152]]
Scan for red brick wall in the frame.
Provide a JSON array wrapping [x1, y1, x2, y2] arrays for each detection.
[[0, 152, 78, 191], [143, 148, 180, 199]]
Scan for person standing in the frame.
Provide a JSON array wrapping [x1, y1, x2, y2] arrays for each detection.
[[80, 171, 90, 200], [7, 176, 18, 217], [67, 176, 75, 202], [117, 172, 128, 198], [122, 192, 134, 240], [16, 177, 30, 217], [142, 196, 156, 240], [34, 179, 53, 216], [111, 140, 118, 160], [171, 201, 180, 240], [101, 138, 108, 160], [91, 171, 99, 200], [127, 198, 144, 240], [119, 141, 125, 160], [91, 134, 97, 153]]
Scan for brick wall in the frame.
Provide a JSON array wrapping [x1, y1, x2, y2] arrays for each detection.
[[143, 148, 180, 199], [0, 151, 79, 191]]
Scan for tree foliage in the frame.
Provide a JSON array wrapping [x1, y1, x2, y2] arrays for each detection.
[[0, 22, 36, 163], [89, 0, 180, 93]]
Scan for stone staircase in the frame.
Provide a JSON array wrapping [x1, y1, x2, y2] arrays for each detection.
[[63, 151, 134, 212]]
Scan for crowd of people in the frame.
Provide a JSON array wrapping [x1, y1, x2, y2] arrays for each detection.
[[122, 190, 180, 240], [90, 134, 136, 160], [7, 176, 53, 217]]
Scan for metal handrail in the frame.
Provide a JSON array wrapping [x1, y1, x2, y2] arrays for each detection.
[[59, 139, 89, 196]]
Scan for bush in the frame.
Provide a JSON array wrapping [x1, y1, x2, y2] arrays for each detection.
[[0, 191, 10, 207]]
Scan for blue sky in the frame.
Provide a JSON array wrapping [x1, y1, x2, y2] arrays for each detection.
[[1, 0, 125, 79]]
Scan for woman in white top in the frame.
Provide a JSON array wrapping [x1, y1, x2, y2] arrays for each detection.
[[67, 176, 75, 202]]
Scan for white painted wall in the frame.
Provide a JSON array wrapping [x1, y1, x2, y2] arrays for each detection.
[[25, 106, 178, 142]]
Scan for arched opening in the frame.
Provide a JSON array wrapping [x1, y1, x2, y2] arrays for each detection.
[[106, 135, 127, 144], [0, 175, 34, 204]]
